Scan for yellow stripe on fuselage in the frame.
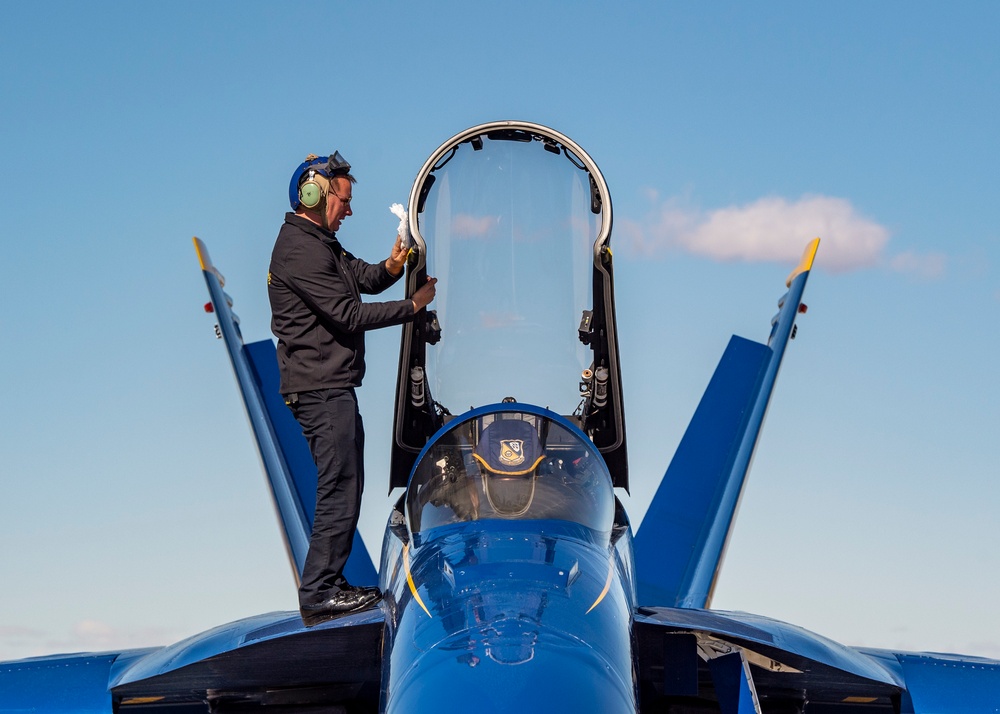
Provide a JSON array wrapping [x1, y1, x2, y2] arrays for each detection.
[[403, 542, 432, 617], [586, 559, 615, 614]]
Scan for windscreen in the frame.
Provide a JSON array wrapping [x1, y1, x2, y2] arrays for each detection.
[[406, 410, 615, 541], [417, 133, 601, 414]]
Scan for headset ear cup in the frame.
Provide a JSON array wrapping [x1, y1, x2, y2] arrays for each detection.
[[299, 180, 322, 209]]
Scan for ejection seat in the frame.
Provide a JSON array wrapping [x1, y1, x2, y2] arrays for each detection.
[[473, 416, 546, 517]]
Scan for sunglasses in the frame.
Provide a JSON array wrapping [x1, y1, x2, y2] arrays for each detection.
[[330, 188, 352, 206]]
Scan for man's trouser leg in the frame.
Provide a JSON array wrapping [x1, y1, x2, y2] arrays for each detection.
[[291, 388, 365, 608]]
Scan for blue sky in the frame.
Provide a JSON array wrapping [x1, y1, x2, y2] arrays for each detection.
[[1, 2, 997, 661]]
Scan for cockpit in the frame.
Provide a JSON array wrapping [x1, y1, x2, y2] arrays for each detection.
[[405, 406, 615, 545], [391, 121, 630, 491]]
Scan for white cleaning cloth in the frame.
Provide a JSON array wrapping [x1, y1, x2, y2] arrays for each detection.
[[390, 203, 409, 247]]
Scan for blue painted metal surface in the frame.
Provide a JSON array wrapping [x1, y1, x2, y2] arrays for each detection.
[[633, 335, 770, 608], [896, 652, 1000, 713], [708, 652, 759, 714], [383, 522, 636, 713], [111, 611, 302, 687], [634, 257, 816, 609], [0, 652, 121, 712], [635, 607, 903, 688], [110, 609, 383, 690], [379, 405, 636, 713]]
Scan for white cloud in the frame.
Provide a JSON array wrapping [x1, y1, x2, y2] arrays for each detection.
[[618, 193, 940, 277], [687, 196, 887, 271]]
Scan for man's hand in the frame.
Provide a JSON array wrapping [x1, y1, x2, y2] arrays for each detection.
[[412, 276, 438, 312], [386, 236, 408, 276]]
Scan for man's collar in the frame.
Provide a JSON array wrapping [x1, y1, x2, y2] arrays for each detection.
[[284, 212, 339, 243]]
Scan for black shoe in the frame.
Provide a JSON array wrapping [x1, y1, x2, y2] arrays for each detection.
[[300, 589, 382, 627], [340, 583, 382, 598]]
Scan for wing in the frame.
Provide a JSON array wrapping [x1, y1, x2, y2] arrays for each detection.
[[634, 605, 902, 710], [0, 649, 154, 712], [194, 238, 377, 587], [633, 239, 819, 609], [0, 611, 385, 710], [633, 607, 1000, 713], [109, 609, 383, 709]]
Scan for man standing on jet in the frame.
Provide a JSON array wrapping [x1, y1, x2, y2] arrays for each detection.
[[268, 152, 437, 627]]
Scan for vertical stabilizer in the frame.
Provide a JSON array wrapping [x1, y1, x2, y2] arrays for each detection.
[[634, 239, 819, 608], [194, 238, 378, 587]]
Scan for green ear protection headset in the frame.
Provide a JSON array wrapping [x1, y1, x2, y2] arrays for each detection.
[[298, 164, 330, 211], [288, 151, 352, 211]]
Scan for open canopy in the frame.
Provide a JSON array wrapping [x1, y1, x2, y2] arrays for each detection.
[[391, 122, 628, 491], [416, 129, 599, 413]]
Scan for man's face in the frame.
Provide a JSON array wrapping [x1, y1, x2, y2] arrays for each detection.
[[325, 176, 353, 233]]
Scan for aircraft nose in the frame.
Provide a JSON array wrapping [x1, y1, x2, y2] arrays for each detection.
[[384, 524, 635, 711], [385, 620, 636, 714], [476, 618, 537, 665]]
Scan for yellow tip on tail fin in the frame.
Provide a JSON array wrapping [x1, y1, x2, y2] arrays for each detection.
[[193, 237, 226, 287], [193, 236, 213, 272], [786, 237, 820, 287]]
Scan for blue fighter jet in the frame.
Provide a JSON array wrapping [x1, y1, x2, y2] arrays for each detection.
[[2, 121, 998, 712]]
